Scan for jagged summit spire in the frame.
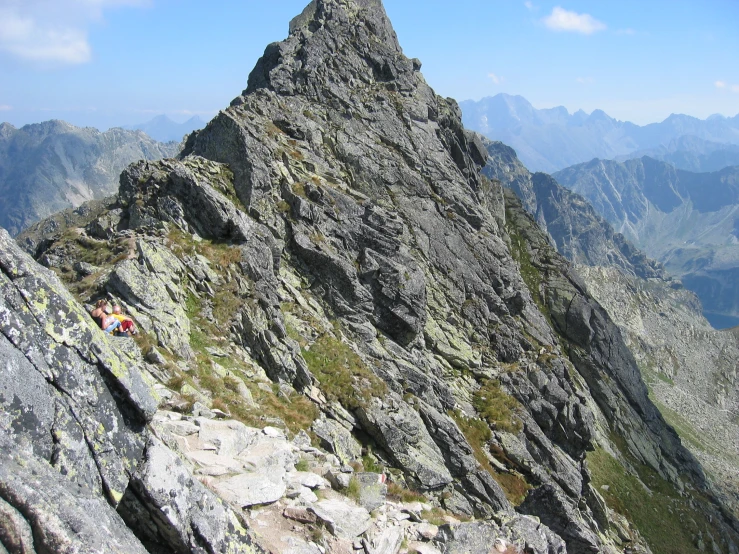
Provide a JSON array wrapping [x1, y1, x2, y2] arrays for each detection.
[[288, 0, 399, 49], [243, 0, 409, 97]]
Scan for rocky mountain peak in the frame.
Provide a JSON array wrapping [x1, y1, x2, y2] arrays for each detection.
[[7, 0, 739, 551], [244, 0, 412, 99]]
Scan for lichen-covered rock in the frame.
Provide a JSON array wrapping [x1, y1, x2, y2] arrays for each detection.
[[0, 434, 149, 554], [119, 437, 261, 553], [357, 396, 453, 491], [0, 228, 263, 552], [107, 238, 192, 358]]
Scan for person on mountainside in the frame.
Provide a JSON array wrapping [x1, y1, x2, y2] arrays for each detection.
[[111, 305, 137, 336], [90, 299, 121, 334]]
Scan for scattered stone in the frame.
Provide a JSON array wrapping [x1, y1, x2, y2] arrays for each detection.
[[145, 346, 168, 365], [309, 499, 371, 540], [283, 507, 317, 524], [205, 346, 228, 357], [416, 523, 439, 541]]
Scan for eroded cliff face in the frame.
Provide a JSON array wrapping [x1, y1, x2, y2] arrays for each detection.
[[7, 0, 739, 553], [485, 129, 739, 543]]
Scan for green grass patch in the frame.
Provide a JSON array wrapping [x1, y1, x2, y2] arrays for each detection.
[[655, 372, 675, 386], [387, 482, 427, 503], [301, 333, 386, 410], [450, 410, 529, 505], [588, 447, 712, 554], [295, 458, 310, 472], [472, 380, 522, 434], [344, 477, 361, 502], [505, 221, 544, 312]]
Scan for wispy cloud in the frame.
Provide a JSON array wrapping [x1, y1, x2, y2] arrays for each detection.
[[524, 1, 537, 11], [0, 0, 148, 65], [715, 81, 739, 93], [487, 73, 505, 85], [576, 77, 594, 85], [543, 7, 607, 35], [0, 104, 12, 111], [615, 28, 636, 35]]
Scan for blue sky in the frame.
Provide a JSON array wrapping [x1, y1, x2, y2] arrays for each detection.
[[0, 0, 737, 129]]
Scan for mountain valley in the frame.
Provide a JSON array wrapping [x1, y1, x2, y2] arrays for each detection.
[[553, 156, 739, 322]]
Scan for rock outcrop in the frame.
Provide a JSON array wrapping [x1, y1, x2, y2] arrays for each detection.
[[0, 229, 263, 552], [6, 1, 739, 553]]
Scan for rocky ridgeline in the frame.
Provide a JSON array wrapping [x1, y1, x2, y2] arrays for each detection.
[[485, 128, 739, 533], [5, 0, 739, 553]]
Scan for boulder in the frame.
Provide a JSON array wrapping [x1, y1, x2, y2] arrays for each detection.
[[309, 499, 371, 540]]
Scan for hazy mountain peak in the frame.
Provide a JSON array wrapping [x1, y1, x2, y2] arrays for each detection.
[[125, 114, 205, 142], [462, 94, 739, 172]]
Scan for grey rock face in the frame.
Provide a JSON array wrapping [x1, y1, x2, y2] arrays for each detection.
[[0, 120, 178, 236], [0, 434, 149, 554], [0, 227, 263, 553]]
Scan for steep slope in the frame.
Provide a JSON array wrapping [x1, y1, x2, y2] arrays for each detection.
[[10, 1, 739, 553], [485, 138, 739, 524], [0, 229, 264, 553], [461, 94, 739, 172], [0, 120, 179, 236], [576, 265, 739, 520], [483, 139, 665, 280], [553, 156, 739, 321]]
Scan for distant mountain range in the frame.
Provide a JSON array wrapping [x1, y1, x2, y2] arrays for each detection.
[[0, 120, 179, 236], [616, 135, 739, 172], [461, 94, 739, 172], [553, 156, 739, 320], [124, 114, 206, 142]]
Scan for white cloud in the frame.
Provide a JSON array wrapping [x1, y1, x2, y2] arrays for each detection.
[[488, 73, 505, 85], [0, 0, 147, 64], [0, 104, 12, 111], [543, 7, 607, 35], [715, 81, 727, 88], [732, 85, 739, 94], [615, 28, 636, 35], [524, 1, 536, 11], [576, 77, 594, 84]]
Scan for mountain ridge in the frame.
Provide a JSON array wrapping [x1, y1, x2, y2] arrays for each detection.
[[462, 93, 739, 172], [0, 119, 179, 236], [4, 0, 738, 553], [553, 156, 739, 320]]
